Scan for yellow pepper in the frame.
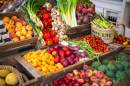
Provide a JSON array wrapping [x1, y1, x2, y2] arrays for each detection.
[[123, 41, 128, 45]]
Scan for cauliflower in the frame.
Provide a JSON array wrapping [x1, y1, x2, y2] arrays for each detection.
[[102, 59, 109, 65], [106, 70, 115, 78], [116, 71, 128, 82], [121, 61, 130, 69], [97, 65, 107, 73], [107, 64, 117, 72], [91, 61, 101, 69]]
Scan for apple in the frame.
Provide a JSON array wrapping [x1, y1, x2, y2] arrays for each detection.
[[49, 47, 54, 52], [74, 57, 79, 62], [59, 51, 65, 57], [54, 45, 60, 50], [63, 46, 69, 51], [62, 60, 69, 67], [66, 50, 72, 56], [71, 54, 75, 59], [54, 56, 60, 63]]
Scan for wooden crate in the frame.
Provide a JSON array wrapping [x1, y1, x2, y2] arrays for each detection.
[[0, 11, 38, 57], [12, 43, 124, 86]]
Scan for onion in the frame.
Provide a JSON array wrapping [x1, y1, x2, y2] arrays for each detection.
[[68, 45, 80, 52], [76, 50, 87, 58]]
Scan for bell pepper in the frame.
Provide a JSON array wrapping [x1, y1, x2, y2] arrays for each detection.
[[123, 41, 128, 46], [42, 9, 48, 14], [46, 38, 53, 45], [43, 32, 50, 39], [42, 13, 49, 19], [42, 20, 48, 27], [39, 7, 43, 10], [48, 18, 53, 25], [48, 13, 51, 18], [53, 36, 59, 43], [41, 28, 47, 34], [47, 28, 52, 32], [37, 11, 43, 19], [50, 30, 57, 37]]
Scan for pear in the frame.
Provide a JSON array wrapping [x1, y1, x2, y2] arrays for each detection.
[[5, 73, 18, 85], [0, 78, 6, 86], [0, 69, 10, 78]]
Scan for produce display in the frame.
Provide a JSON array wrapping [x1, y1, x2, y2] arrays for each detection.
[[76, 1, 96, 25], [2, 0, 14, 12], [113, 35, 130, 46], [23, 49, 64, 75], [2, 16, 33, 42], [91, 55, 130, 82], [47, 44, 79, 67], [53, 65, 113, 86], [0, 0, 7, 8], [0, 69, 18, 86]]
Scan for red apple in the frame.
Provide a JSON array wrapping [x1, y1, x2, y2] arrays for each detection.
[[63, 46, 69, 51], [68, 83, 73, 86], [106, 81, 113, 86], [77, 79, 84, 85], [59, 51, 65, 57], [86, 69, 93, 77], [62, 60, 69, 67], [54, 57, 60, 63], [74, 57, 79, 62], [73, 70, 79, 76], [66, 73, 74, 80], [83, 65, 89, 72], [65, 79, 70, 85], [92, 83, 99, 86], [66, 50, 72, 56], [47, 50, 51, 54], [68, 59, 75, 65], [53, 80, 58, 86], [94, 79, 101, 84], [73, 83, 79, 86], [54, 45, 60, 50], [49, 47, 54, 52], [96, 71, 104, 78], [71, 54, 75, 59], [61, 58, 66, 64], [90, 76, 97, 82]]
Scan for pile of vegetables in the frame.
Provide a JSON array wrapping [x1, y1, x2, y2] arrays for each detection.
[[76, 0, 96, 25], [77, 35, 113, 53], [21, 0, 49, 46], [91, 14, 114, 29], [113, 35, 130, 46], [51, 4, 68, 42], [57, 0, 78, 27], [0, 0, 6, 8], [67, 39, 101, 64], [91, 55, 130, 82]]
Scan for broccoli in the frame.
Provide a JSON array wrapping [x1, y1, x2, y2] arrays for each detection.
[[125, 69, 130, 78], [91, 61, 101, 69], [116, 71, 128, 82], [115, 55, 129, 62], [106, 70, 115, 78], [121, 61, 130, 69], [97, 65, 107, 73], [113, 61, 124, 71], [107, 64, 117, 72], [102, 59, 109, 65]]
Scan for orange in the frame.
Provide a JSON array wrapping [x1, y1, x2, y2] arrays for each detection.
[[45, 53, 49, 58], [50, 69, 55, 72], [38, 56, 42, 61], [36, 67, 42, 71], [42, 67, 48, 72], [48, 65, 53, 70], [42, 61, 46, 66], [45, 64, 49, 68], [56, 68, 59, 71], [52, 51, 56, 55], [50, 61, 54, 65], [46, 71, 50, 74], [37, 62, 42, 66], [49, 56, 54, 60], [56, 63, 62, 67], [41, 71, 46, 75], [46, 59, 50, 64], [27, 59, 32, 63], [58, 65, 64, 69], [32, 62, 38, 67], [53, 66, 57, 70], [42, 56, 47, 61]]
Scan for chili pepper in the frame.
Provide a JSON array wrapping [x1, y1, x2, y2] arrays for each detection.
[[50, 30, 57, 37], [43, 32, 50, 39], [42, 14, 49, 19], [53, 36, 59, 43], [46, 38, 53, 45]]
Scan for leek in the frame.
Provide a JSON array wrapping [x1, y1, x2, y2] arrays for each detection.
[[57, 0, 78, 27]]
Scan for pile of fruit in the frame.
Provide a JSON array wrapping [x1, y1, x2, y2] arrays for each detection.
[[113, 35, 130, 46], [53, 65, 113, 86], [0, 69, 19, 86], [23, 49, 64, 75], [77, 35, 113, 53], [0, 0, 7, 8], [47, 45, 79, 67], [76, 1, 96, 25], [3, 16, 33, 42], [91, 55, 130, 82]]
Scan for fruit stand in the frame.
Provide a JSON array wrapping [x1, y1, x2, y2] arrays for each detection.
[[0, 0, 130, 86]]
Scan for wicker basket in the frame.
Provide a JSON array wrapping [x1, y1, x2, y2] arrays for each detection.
[[0, 65, 24, 85], [91, 23, 125, 43]]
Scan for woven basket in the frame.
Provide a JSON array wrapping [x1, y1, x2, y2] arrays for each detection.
[[91, 23, 125, 43], [0, 65, 24, 85]]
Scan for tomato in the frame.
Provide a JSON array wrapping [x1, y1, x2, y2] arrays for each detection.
[[116, 41, 120, 43], [88, 35, 91, 38], [122, 39, 126, 42], [113, 39, 117, 43]]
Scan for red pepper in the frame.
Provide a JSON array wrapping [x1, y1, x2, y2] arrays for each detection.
[[37, 11, 43, 19], [43, 32, 50, 39], [42, 9, 48, 14], [39, 7, 43, 10], [47, 28, 52, 32], [48, 18, 53, 25], [46, 25, 52, 28], [53, 36, 59, 43], [50, 30, 57, 37], [42, 20, 48, 27], [46, 38, 53, 45], [48, 13, 51, 18], [42, 14, 49, 19]]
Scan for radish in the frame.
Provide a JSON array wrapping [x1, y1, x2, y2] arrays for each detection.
[[87, 8, 93, 13], [77, 6, 82, 12], [83, 3, 87, 8], [91, 4, 95, 9], [77, 20, 82, 25], [82, 8, 87, 14], [79, 17, 84, 22], [83, 18, 89, 24]]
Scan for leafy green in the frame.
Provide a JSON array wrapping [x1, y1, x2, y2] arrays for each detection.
[[91, 61, 101, 69], [106, 70, 115, 78], [102, 59, 109, 65], [98, 65, 107, 73], [107, 64, 117, 72], [116, 71, 128, 82]]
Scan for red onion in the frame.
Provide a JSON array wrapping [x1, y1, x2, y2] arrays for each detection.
[[68, 45, 80, 52], [75, 50, 87, 58]]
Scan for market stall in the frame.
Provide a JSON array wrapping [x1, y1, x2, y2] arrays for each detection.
[[0, 0, 130, 86]]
